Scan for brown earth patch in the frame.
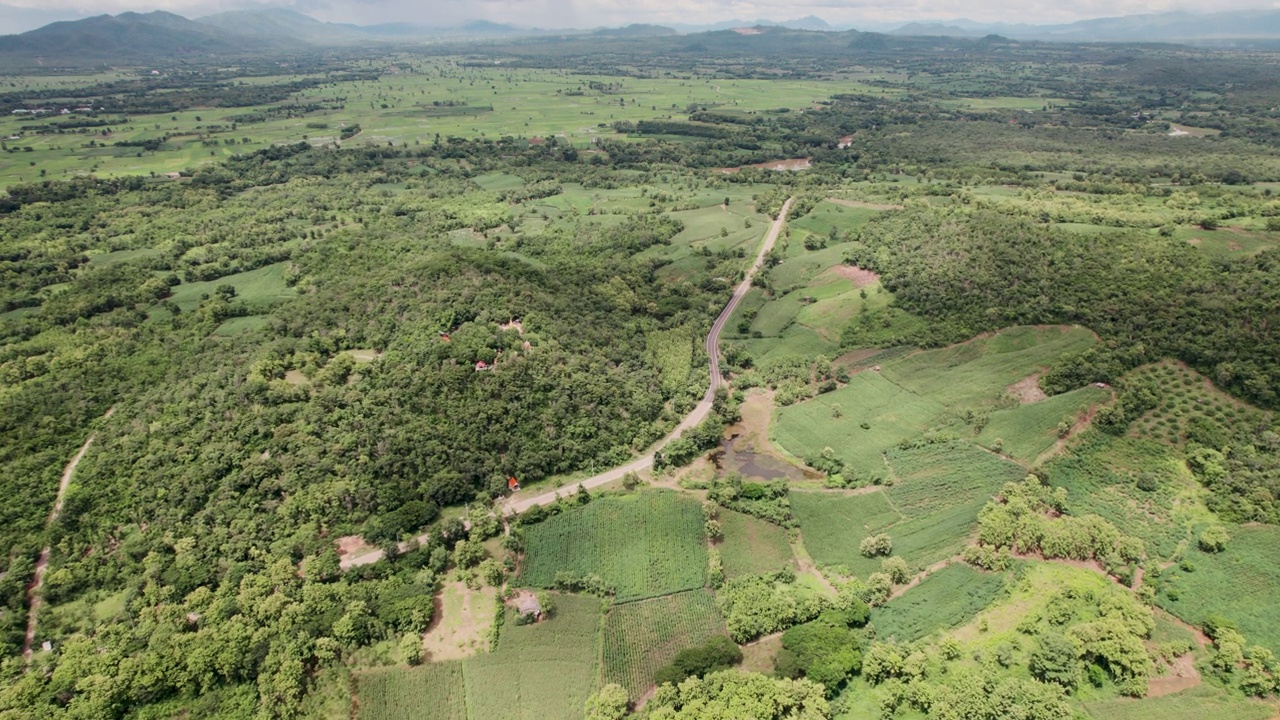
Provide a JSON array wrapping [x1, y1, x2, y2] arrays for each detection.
[[1147, 651, 1202, 698], [335, 535, 371, 558], [739, 632, 784, 674], [718, 158, 811, 174], [422, 582, 497, 661], [283, 369, 309, 386], [827, 198, 905, 211], [1007, 374, 1048, 404], [830, 264, 881, 288]]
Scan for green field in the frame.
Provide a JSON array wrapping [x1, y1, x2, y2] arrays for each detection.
[[463, 593, 603, 720], [773, 371, 945, 475], [1078, 685, 1275, 720], [164, 261, 295, 313], [518, 491, 708, 602], [718, 509, 795, 579], [1158, 524, 1280, 654], [355, 663, 467, 720], [794, 441, 1026, 576], [975, 385, 1111, 462], [602, 590, 728, 699], [872, 563, 1007, 643]]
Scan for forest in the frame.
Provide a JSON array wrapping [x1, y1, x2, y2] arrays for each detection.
[[1, 29, 1280, 720]]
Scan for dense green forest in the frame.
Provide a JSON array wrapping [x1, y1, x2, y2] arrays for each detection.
[[1, 31, 1280, 720]]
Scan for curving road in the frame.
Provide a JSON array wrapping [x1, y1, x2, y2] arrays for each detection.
[[338, 199, 792, 569]]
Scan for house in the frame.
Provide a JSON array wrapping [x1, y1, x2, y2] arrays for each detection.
[[516, 593, 541, 619], [508, 476, 520, 491], [475, 360, 488, 371]]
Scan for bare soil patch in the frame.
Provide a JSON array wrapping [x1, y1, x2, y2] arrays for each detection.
[[1007, 373, 1048, 404], [335, 535, 371, 558], [718, 158, 811, 174], [1147, 651, 1201, 698], [283, 369, 309, 386], [827, 198, 904, 211], [831, 264, 881, 288], [422, 582, 497, 661], [739, 632, 783, 674]]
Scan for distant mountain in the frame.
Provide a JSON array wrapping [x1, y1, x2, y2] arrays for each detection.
[[0, 4, 90, 35], [593, 24, 677, 37], [892, 9, 1280, 42], [0, 10, 274, 64], [197, 9, 365, 45], [777, 16, 834, 32]]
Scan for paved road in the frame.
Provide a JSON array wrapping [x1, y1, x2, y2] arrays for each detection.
[[339, 199, 793, 569]]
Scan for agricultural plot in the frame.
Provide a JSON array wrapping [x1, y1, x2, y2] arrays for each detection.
[[872, 563, 1006, 643], [1047, 434, 1206, 560], [463, 593, 603, 720], [1126, 361, 1272, 447], [518, 491, 707, 602], [1079, 685, 1275, 720], [602, 590, 728, 699], [355, 662, 467, 720], [718, 509, 795, 579], [773, 371, 946, 477], [882, 325, 1097, 410], [794, 441, 1024, 576], [162, 261, 295, 314], [974, 385, 1110, 462], [1158, 524, 1280, 654]]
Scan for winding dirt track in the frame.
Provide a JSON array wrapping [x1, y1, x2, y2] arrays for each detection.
[[22, 408, 111, 660], [339, 198, 794, 570]]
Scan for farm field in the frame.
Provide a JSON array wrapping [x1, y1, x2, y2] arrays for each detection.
[[602, 590, 728, 699], [793, 441, 1025, 575], [1078, 685, 1276, 720], [717, 508, 795, 579], [462, 593, 603, 720], [355, 662, 468, 720], [1157, 524, 1280, 655], [872, 563, 1006, 643], [974, 384, 1111, 462], [517, 491, 707, 601]]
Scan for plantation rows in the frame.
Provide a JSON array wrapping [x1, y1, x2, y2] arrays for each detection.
[[518, 492, 708, 601], [355, 663, 466, 720], [603, 590, 729, 698]]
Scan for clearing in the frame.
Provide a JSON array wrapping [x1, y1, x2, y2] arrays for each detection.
[[421, 582, 497, 662]]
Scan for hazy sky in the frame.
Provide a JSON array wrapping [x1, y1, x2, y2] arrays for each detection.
[[2, 0, 1279, 34]]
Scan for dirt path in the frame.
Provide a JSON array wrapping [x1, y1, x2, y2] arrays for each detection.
[[22, 409, 110, 660], [889, 557, 959, 601], [338, 200, 795, 570]]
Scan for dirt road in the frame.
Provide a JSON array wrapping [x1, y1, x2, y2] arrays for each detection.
[[339, 199, 793, 569], [22, 409, 110, 660]]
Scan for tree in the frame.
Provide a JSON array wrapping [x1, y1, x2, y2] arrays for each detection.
[[585, 683, 629, 720], [1029, 633, 1081, 689], [881, 557, 910, 584], [1199, 525, 1229, 553], [655, 635, 742, 685], [647, 669, 830, 720], [860, 534, 892, 558]]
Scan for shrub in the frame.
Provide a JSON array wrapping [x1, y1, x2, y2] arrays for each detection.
[[860, 534, 893, 558], [1198, 525, 1229, 553]]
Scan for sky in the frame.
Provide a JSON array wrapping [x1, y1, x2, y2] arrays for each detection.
[[1, 0, 1279, 35]]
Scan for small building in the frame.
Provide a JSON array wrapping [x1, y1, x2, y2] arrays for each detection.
[[508, 476, 520, 491], [517, 594, 541, 619], [475, 360, 488, 371]]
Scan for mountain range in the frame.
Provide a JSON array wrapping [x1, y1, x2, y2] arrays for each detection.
[[3, 8, 1280, 67]]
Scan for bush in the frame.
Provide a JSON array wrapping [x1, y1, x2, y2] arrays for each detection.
[[1198, 525, 1229, 553], [860, 534, 892, 558]]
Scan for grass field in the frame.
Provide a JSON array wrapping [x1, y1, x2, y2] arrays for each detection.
[[793, 441, 1025, 576], [872, 563, 1006, 643], [1078, 685, 1275, 720], [463, 593, 603, 720], [974, 385, 1111, 462], [164, 261, 295, 313], [773, 371, 946, 476], [718, 509, 795, 579], [355, 662, 468, 720], [1158, 524, 1280, 654], [518, 491, 707, 602], [602, 590, 728, 699]]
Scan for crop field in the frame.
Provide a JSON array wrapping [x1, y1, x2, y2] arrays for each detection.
[[355, 662, 467, 720], [793, 441, 1024, 575], [974, 385, 1111, 462], [1047, 434, 1207, 560], [518, 491, 707, 601], [162, 261, 295, 313], [872, 563, 1006, 643], [882, 325, 1098, 410], [602, 590, 728, 698], [1078, 685, 1275, 720], [463, 593, 603, 720], [718, 509, 795, 579], [773, 371, 946, 476], [1158, 524, 1280, 654]]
